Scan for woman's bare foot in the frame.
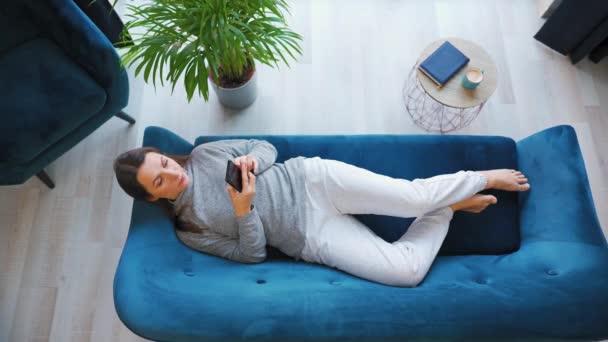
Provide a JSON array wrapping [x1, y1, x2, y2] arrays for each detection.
[[449, 194, 497, 213], [477, 169, 530, 192]]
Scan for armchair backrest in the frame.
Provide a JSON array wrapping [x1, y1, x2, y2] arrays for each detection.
[[0, 2, 41, 56], [16, 0, 128, 110]]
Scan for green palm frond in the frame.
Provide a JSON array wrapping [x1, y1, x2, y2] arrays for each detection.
[[116, 0, 303, 102]]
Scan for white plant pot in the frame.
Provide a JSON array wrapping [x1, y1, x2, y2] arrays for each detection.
[[209, 68, 258, 109]]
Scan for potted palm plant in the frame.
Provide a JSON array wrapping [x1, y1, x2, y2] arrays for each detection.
[[117, 0, 303, 109]]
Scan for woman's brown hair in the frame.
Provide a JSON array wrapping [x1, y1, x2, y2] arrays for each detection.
[[113, 147, 201, 233]]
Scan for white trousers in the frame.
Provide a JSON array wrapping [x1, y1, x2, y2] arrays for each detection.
[[299, 157, 488, 287]]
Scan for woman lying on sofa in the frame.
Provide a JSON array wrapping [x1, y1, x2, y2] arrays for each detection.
[[113, 139, 530, 287]]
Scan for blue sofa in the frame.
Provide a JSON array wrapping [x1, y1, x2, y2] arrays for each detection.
[[0, 0, 133, 188], [114, 125, 608, 341]]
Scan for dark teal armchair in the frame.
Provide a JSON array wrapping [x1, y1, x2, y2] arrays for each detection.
[[0, 0, 133, 188]]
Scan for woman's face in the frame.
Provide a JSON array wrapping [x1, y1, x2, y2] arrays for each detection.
[[136, 152, 190, 201]]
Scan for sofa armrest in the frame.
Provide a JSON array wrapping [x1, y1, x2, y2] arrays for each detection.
[[516, 125, 607, 247], [24, 0, 126, 102], [142, 126, 194, 154]]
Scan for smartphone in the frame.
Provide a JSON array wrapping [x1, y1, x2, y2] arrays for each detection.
[[225, 160, 243, 193]]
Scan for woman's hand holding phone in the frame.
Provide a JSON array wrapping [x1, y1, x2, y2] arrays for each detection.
[[226, 156, 257, 217], [233, 155, 258, 174]]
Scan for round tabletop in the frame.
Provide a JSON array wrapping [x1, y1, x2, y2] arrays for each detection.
[[415, 38, 498, 108]]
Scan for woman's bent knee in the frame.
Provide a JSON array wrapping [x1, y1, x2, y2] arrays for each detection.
[[384, 260, 425, 287], [392, 273, 424, 288]]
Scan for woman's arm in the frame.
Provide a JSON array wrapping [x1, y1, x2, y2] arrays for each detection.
[[203, 139, 278, 175], [178, 206, 267, 264]]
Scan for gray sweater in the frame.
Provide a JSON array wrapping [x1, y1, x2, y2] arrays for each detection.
[[171, 139, 308, 263]]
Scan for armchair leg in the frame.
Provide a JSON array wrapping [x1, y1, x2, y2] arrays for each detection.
[[36, 169, 55, 189], [115, 111, 136, 125]]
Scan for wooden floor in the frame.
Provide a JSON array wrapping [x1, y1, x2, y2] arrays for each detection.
[[2, 0, 608, 340]]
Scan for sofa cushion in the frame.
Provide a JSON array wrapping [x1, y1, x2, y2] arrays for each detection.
[[0, 38, 106, 165], [195, 133, 520, 256]]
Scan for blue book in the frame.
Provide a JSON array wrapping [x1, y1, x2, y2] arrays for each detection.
[[418, 41, 470, 88]]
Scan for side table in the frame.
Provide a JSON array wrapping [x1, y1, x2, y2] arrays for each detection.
[[403, 37, 498, 133]]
